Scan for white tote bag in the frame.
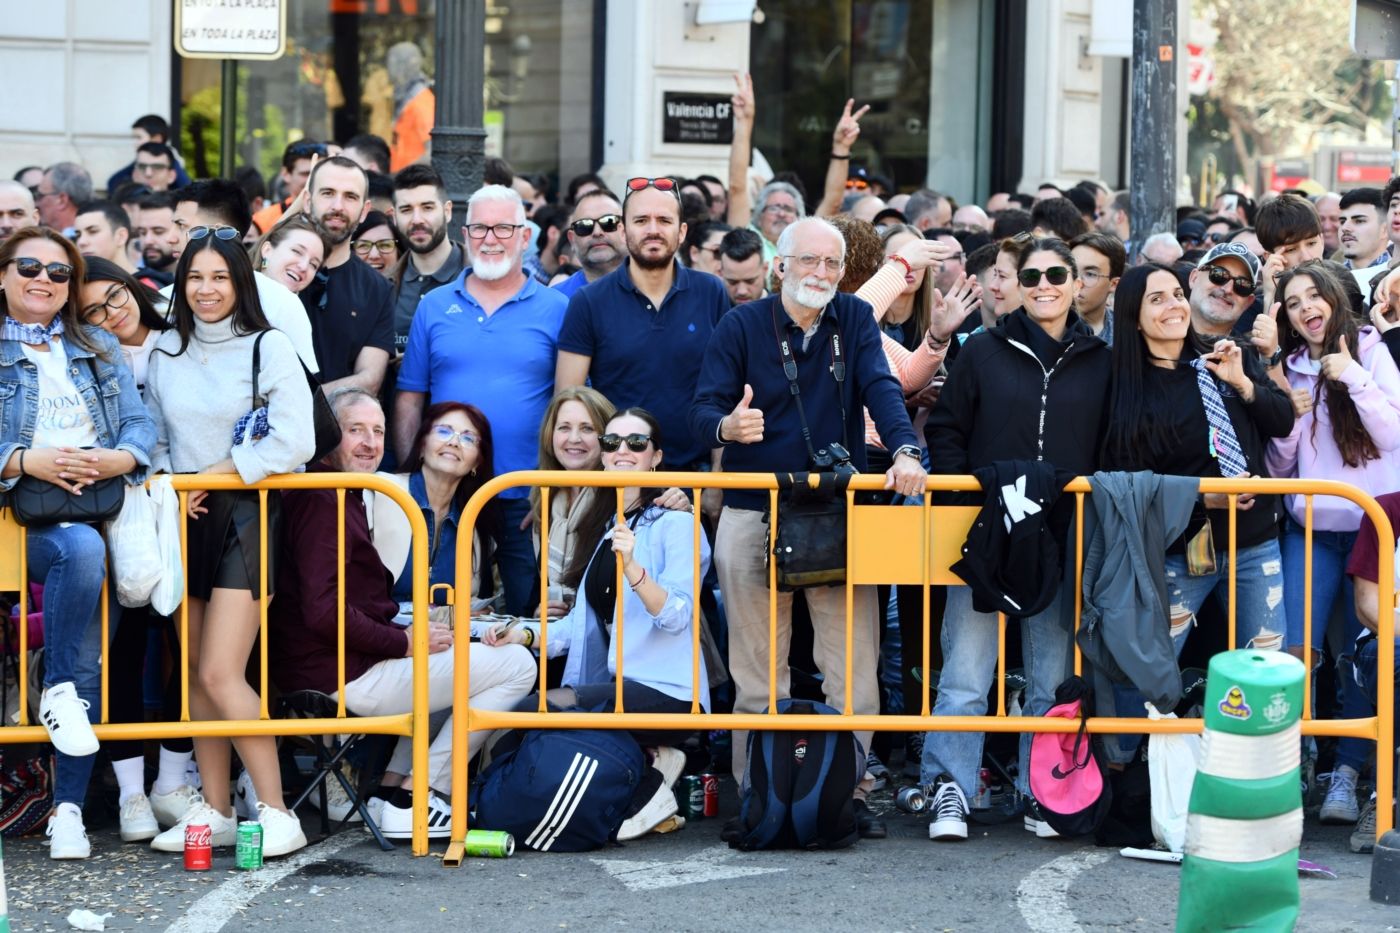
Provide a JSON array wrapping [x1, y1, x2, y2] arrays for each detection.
[[107, 484, 161, 608], [1146, 702, 1201, 853], [148, 476, 185, 617]]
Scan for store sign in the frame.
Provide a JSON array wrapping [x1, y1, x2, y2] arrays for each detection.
[[1337, 149, 1392, 185], [662, 93, 734, 145], [175, 0, 287, 61]]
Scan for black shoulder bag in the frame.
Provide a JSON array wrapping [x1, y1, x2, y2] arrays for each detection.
[[240, 332, 341, 465], [766, 306, 854, 590]]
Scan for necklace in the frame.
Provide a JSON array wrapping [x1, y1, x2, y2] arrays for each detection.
[[1147, 354, 1183, 366]]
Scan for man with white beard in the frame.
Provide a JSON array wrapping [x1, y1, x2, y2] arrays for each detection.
[[394, 184, 568, 615], [690, 216, 925, 842]]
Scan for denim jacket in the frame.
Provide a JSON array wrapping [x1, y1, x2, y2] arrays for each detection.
[[0, 326, 156, 492]]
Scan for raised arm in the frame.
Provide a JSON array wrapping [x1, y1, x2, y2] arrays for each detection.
[[725, 72, 755, 229], [816, 99, 869, 219]]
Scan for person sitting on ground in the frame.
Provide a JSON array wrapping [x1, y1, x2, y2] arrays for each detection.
[[486, 408, 711, 840], [270, 388, 536, 840]]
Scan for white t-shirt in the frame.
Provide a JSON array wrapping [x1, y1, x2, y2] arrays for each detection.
[[120, 328, 161, 390], [22, 340, 99, 448], [159, 274, 319, 376]]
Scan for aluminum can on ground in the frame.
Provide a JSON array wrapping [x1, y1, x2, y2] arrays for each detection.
[[701, 773, 719, 817], [895, 786, 927, 814], [676, 775, 704, 819], [463, 829, 515, 858], [235, 821, 263, 870], [184, 823, 212, 871], [972, 768, 992, 810]]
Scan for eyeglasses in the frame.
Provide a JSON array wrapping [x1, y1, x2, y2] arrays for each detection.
[[1201, 264, 1255, 297], [1206, 232, 1230, 244], [569, 215, 622, 237], [599, 433, 652, 453], [465, 222, 525, 240], [762, 203, 799, 217], [188, 225, 240, 242], [134, 161, 171, 176], [782, 254, 844, 273], [353, 238, 398, 256], [430, 425, 480, 447], [8, 257, 73, 284], [1016, 266, 1071, 288], [81, 283, 131, 324], [1079, 270, 1107, 285]]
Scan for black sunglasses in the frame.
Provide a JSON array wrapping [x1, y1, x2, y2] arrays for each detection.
[[1017, 266, 1071, 288], [570, 215, 622, 237], [599, 433, 652, 453], [288, 142, 328, 159], [1202, 264, 1254, 297], [10, 257, 73, 284]]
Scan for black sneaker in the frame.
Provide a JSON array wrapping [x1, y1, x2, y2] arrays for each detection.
[[720, 816, 743, 844], [902, 733, 925, 780], [865, 753, 891, 792], [1023, 799, 1061, 839], [853, 799, 887, 839], [927, 773, 969, 841]]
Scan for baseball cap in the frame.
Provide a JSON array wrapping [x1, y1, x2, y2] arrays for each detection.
[[1176, 218, 1207, 245], [1196, 241, 1261, 285]]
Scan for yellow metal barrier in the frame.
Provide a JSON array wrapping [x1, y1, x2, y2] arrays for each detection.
[[444, 471, 1395, 865], [0, 472, 435, 857]]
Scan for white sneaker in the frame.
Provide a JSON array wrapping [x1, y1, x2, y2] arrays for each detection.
[[119, 794, 160, 842], [617, 779, 681, 841], [381, 793, 453, 840], [256, 802, 308, 858], [1320, 765, 1360, 824], [309, 775, 363, 824], [652, 746, 686, 789], [927, 774, 969, 841], [149, 784, 200, 827], [47, 803, 90, 860], [234, 770, 260, 822], [38, 683, 98, 757], [150, 795, 237, 852]]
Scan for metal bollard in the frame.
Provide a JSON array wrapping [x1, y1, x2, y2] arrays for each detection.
[[1373, 829, 1400, 904], [1176, 649, 1306, 933], [0, 835, 9, 933]]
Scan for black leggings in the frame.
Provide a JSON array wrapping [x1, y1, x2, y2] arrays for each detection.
[[106, 605, 192, 761]]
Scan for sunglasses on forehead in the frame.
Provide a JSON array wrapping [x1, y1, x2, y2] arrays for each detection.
[[189, 225, 240, 242], [624, 177, 681, 205]]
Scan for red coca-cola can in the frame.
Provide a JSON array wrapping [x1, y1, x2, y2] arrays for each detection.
[[701, 773, 719, 818], [184, 823, 212, 871]]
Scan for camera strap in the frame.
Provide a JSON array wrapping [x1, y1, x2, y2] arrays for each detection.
[[769, 303, 848, 466]]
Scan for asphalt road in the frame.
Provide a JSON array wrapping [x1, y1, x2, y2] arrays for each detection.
[[3, 779, 1395, 932]]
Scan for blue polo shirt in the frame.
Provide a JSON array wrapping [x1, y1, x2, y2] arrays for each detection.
[[399, 269, 568, 499], [552, 270, 589, 298], [557, 259, 729, 469]]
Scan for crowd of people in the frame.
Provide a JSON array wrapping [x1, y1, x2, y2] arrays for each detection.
[[1, 81, 1398, 863]]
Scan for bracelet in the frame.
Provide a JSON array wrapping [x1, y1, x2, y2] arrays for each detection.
[[888, 254, 913, 277], [522, 627, 535, 649], [926, 333, 950, 350], [830, 151, 851, 160], [16, 449, 25, 476], [629, 568, 647, 590]]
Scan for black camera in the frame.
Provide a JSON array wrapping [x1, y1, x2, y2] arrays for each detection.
[[810, 442, 856, 476]]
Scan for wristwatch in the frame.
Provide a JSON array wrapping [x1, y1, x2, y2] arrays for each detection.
[[893, 444, 921, 462], [1265, 346, 1284, 368]]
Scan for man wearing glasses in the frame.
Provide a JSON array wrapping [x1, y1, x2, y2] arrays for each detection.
[[132, 143, 178, 193], [395, 184, 568, 616], [552, 189, 627, 299], [750, 181, 805, 265], [1188, 241, 1272, 370], [555, 177, 730, 475], [691, 217, 926, 841], [0, 180, 39, 245]]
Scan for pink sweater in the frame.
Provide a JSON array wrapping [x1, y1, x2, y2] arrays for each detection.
[[855, 263, 946, 448], [1265, 325, 1400, 531]]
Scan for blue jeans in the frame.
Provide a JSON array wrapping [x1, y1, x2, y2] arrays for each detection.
[[1166, 538, 1286, 654], [494, 496, 537, 616], [26, 522, 114, 806], [1283, 521, 1370, 773], [1352, 636, 1400, 713], [921, 585, 1073, 797]]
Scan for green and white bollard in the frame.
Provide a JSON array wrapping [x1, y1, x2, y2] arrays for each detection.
[[0, 835, 10, 933], [1176, 649, 1306, 933]]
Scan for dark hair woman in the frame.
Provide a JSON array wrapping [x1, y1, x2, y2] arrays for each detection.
[[79, 256, 169, 390], [144, 230, 314, 858], [0, 227, 155, 858]]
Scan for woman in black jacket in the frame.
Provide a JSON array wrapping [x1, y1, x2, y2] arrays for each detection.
[[1103, 262, 1294, 656], [921, 236, 1111, 842]]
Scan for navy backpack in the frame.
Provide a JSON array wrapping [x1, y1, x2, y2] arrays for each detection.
[[475, 728, 645, 852], [730, 698, 863, 851]]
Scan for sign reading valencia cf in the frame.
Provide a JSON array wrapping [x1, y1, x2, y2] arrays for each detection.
[[662, 93, 735, 145], [174, 0, 287, 61]]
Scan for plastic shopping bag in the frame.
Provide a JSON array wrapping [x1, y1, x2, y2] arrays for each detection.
[[148, 476, 185, 617], [107, 484, 161, 607], [1146, 702, 1200, 853]]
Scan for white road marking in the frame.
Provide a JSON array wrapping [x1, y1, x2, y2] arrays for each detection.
[[1014, 849, 1110, 933], [591, 847, 787, 891], [163, 832, 364, 933]]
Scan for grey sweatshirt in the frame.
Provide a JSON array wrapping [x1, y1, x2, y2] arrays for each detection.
[[146, 316, 314, 483]]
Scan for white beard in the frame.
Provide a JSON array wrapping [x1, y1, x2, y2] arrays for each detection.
[[784, 276, 835, 310], [471, 252, 513, 281]]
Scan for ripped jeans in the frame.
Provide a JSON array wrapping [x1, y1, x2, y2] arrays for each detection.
[[1165, 538, 1287, 655]]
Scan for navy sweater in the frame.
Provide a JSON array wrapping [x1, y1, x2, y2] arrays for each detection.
[[690, 292, 917, 510]]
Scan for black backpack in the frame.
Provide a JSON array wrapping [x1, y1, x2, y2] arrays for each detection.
[[730, 699, 863, 851]]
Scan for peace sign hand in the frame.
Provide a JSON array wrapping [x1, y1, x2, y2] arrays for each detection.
[[832, 99, 870, 155]]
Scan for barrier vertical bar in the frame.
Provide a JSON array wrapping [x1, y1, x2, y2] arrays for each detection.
[[996, 612, 1007, 717], [537, 487, 550, 713], [1303, 496, 1314, 719], [336, 489, 346, 718], [691, 488, 702, 715], [768, 486, 779, 716], [100, 577, 109, 723], [16, 535, 26, 725], [614, 487, 625, 714], [258, 488, 269, 720], [921, 491, 931, 717], [1227, 494, 1237, 650], [1074, 491, 1084, 676], [178, 491, 189, 723], [843, 485, 854, 716], [1377, 502, 1395, 837], [409, 485, 429, 859]]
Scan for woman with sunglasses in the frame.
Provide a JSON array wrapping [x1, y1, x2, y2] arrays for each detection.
[[1265, 260, 1400, 825], [0, 227, 155, 859], [1104, 263, 1293, 658], [256, 214, 331, 297], [143, 231, 314, 858], [922, 236, 1112, 842], [351, 210, 404, 280], [486, 409, 711, 838]]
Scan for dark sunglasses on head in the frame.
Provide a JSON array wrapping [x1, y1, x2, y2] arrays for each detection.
[[1202, 264, 1254, 297], [599, 432, 652, 453], [189, 225, 240, 242], [288, 141, 328, 159], [1016, 266, 1071, 288], [10, 257, 73, 284], [570, 214, 622, 237]]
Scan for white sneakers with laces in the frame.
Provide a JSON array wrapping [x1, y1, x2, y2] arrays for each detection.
[[149, 784, 201, 827], [256, 802, 308, 858], [47, 803, 90, 860], [928, 774, 969, 841], [381, 792, 453, 840], [39, 683, 98, 757], [1320, 765, 1360, 825], [119, 794, 160, 842], [150, 794, 237, 852]]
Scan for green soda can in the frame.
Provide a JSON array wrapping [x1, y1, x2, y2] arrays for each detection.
[[463, 829, 514, 858], [235, 821, 263, 870], [676, 775, 704, 820]]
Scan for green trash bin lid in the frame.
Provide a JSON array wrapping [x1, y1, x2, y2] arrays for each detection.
[[1203, 649, 1306, 736]]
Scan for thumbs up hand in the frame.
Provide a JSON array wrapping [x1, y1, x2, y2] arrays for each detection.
[[1250, 302, 1280, 358], [721, 383, 765, 444], [1320, 334, 1355, 382]]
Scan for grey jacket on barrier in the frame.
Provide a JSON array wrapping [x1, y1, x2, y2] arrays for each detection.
[[1073, 471, 1199, 716]]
